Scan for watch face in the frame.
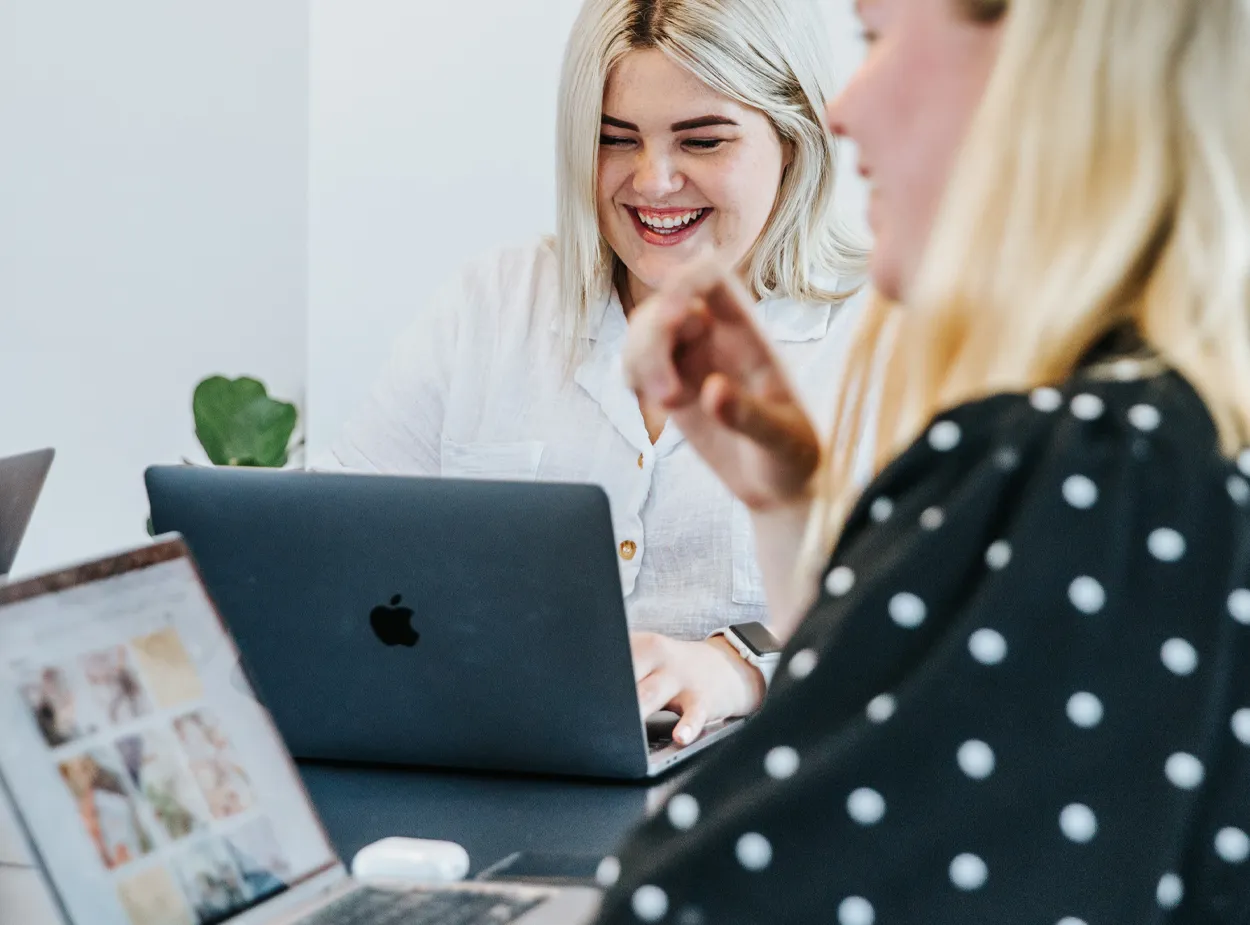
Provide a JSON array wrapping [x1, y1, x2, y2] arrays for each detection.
[[733, 622, 782, 657]]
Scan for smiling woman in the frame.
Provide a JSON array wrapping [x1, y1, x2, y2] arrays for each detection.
[[595, 51, 790, 311], [322, 0, 880, 747]]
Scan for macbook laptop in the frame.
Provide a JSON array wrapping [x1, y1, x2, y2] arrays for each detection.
[[0, 537, 600, 925], [0, 447, 55, 579], [144, 467, 741, 780]]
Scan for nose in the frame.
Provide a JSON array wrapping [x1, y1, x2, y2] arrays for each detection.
[[825, 94, 848, 139], [632, 146, 684, 200]]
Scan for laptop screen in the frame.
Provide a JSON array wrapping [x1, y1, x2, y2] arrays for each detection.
[[0, 539, 339, 925]]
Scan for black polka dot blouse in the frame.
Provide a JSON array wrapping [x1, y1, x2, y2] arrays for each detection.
[[593, 359, 1250, 924]]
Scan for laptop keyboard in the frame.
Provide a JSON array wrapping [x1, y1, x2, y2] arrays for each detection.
[[297, 885, 547, 925]]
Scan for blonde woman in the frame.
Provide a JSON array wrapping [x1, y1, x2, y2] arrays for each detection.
[[328, 0, 873, 740], [603, 0, 1250, 920]]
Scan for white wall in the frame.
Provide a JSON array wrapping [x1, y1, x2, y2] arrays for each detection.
[[306, 0, 869, 457], [0, 0, 309, 578]]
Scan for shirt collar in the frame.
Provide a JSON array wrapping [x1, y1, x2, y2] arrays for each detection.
[[552, 276, 844, 344]]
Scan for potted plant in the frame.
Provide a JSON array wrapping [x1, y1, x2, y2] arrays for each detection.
[[146, 376, 300, 535]]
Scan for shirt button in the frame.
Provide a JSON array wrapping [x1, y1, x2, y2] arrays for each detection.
[[619, 540, 637, 561], [637, 453, 645, 470]]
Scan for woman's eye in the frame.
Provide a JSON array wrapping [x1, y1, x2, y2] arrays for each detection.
[[683, 139, 726, 151], [599, 135, 634, 147]]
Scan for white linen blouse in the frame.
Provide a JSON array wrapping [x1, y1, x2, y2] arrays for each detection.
[[323, 237, 875, 640]]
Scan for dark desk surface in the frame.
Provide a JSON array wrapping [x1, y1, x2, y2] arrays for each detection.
[[299, 760, 694, 879]]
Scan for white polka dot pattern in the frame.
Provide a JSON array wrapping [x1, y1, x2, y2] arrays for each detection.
[[1156, 873, 1184, 909], [825, 566, 855, 598], [847, 788, 886, 826], [929, 421, 962, 452], [968, 629, 1007, 665], [1129, 404, 1161, 432], [889, 593, 927, 628], [667, 794, 699, 831], [949, 854, 988, 891], [838, 897, 874, 925], [1160, 638, 1199, 676], [1228, 589, 1250, 625], [869, 497, 894, 523], [1030, 388, 1062, 412], [1216, 827, 1250, 863], [1164, 752, 1205, 790], [1063, 475, 1098, 509], [764, 746, 800, 780], [993, 447, 1021, 470], [1239, 449, 1250, 478], [632, 885, 668, 922], [735, 833, 772, 871], [787, 649, 818, 680], [1066, 692, 1104, 729], [865, 694, 896, 723], [1111, 359, 1142, 381], [1232, 708, 1250, 745], [985, 541, 1012, 571], [596, 856, 620, 888], [1147, 528, 1186, 562], [1070, 394, 1105, 420], [601, 379, 1250, 925], [957, 740, 995, 780], [1068, 577, 1106, 614], [1059, 804, 1097, 843]]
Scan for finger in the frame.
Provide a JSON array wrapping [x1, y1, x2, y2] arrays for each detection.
[[629, 633, 666, 683], [670, 693, 709, 747], [674, 265, 777, 370], [636, 669, 684, 720], [622, 296, 707, 405], [701, 373, 820, 469]]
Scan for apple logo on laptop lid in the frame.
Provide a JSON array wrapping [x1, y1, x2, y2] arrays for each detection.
[[370, 595, 419, 648]]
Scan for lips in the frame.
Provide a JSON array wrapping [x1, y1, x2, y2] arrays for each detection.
[[626, 206, 712, 247]]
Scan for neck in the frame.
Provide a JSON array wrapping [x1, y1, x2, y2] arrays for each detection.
[[615, 262, 756, 318], [615, 265, 653, 319]]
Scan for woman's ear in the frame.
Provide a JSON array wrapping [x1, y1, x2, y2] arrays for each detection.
[[781, 137, 795, 171]]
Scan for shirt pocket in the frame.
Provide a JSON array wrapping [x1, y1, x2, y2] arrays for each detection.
[[439, 439, 544, 481], [730, 500, 768, 606]]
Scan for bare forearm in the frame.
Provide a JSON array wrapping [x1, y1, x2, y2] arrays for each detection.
[[749, 497, 818, 641]]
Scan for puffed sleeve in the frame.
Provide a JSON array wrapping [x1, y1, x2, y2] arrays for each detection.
[[594, 369, 1250, 925]]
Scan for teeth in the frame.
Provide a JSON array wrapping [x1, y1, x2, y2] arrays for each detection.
[[637, 208, 704, 230]]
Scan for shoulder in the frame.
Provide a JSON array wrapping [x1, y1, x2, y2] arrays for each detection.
[[393, 237, 563, 353], [841, 366, 1247, 597], [434, 235, 559, 316]]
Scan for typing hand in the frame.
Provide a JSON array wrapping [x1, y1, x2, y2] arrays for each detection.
[[622, 259, 822, 512], [630, 632, 766, 746]]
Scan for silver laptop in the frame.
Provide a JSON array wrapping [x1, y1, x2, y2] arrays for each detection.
[[0, 447, 54, 579], [0, 537, 600, 925]]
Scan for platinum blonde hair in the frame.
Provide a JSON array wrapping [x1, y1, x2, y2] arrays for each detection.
[[555, 0, 867, 344], [804, 0, 1250, 579]]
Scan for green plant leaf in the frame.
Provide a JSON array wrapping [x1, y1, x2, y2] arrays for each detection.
[[193, 376, 298, 467]]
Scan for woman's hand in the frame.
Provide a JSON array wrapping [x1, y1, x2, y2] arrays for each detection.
[[623, 260, 822, 511], [631, 632, 767, 746]]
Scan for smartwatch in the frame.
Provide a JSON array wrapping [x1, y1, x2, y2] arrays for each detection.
[[707, 622, 783, 688]]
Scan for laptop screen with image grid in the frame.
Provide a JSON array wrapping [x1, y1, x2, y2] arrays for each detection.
[[0, 540, 340, 925]]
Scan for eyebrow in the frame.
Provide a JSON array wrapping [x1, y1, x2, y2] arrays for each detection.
[[600, 114, 740, 132]]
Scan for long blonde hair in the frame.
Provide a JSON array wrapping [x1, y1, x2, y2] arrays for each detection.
[[806, 0, 1250, 575], [555, 0, 867, 345]]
